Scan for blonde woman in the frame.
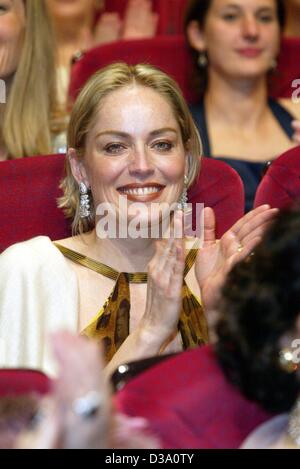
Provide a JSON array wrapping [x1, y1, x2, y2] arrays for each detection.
[[0, 63, 277, 378], [0, 0, 60, 160]]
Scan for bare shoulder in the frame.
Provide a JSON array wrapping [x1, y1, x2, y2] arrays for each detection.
[[278, 98, 300, 120]]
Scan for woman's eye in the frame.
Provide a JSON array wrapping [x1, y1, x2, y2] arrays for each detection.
[[153, 141, 173, 152], [258, 15, 274, 23], [104, 143, 125, 154], [222, 13, 238, 21]]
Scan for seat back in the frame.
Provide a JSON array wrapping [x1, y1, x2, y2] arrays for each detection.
[[270, 37, 300, 98], [103, 0, 188, 35], [254, 146, 300, 209], [0, 369, 50, 396], [115, 345, 271, 449], [69, 35, 197, 104], [188, 157, 245, 238], [0, 154, 71, 253]]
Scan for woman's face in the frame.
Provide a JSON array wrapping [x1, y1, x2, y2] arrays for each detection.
[[190, 0, 281, 80], [71, 85, 187, 234], [46, 0, 101, 22], [0, 0, 25, 79]]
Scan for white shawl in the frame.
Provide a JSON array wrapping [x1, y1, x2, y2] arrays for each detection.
[[0, 237, 79, 376]]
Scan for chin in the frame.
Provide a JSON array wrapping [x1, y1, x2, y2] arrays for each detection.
[[124, 205, 174, 240], [230, 67, 270, 81]]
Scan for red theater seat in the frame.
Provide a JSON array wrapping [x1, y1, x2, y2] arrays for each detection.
[[0, 155, 243, 252], [115, 345, 271, 449], [188, 157, 245, 239], [254, 146, 300, 209], [69, 35, 197, 104], [103, 0, 188, 35], [0, 369, 50, 397], [270, 37, 300, 99], [0, 154, 71, 253]]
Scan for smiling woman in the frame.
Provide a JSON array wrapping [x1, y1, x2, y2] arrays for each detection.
[[184, 0, 300, 211], [0, 62, 278, 378]]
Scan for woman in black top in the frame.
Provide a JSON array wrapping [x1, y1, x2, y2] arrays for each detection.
[[185, 0, 300, 211]]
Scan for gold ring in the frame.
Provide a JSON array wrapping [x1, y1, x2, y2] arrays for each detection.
[[237, 244, 244, 253]]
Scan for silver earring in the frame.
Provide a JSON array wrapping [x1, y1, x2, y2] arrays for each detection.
[[270, 58, 277, 72], [198, 51, 208, 68], [79, 182, 91, 218], [177, 175, 189, 210]]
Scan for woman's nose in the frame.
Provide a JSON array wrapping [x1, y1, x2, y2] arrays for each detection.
[[128, 147, 155, 178], [241, 15, 260, 40]]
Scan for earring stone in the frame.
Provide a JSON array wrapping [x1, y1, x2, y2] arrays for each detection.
[[79, 182, 91, 218], [177, 175, 189, 211], [198, 52, 208, 68]]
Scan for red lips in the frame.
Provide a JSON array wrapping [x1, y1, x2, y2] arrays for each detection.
[[236, 48, 263, 58]]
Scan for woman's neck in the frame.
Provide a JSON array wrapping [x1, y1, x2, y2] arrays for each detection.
[[53, 16, 94, 67], [79, 230, 157, 273], [285, 5, 300, 38], [204, 71, 269, 129]]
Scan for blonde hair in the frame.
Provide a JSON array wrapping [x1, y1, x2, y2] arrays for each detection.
[[2, 0, 56, 159], [59, 62, 203, 234]]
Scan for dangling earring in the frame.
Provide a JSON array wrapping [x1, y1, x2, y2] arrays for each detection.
[[269, 58, 277, 72], [198, 51, 208, 68], [177, 175, 189, 211], [279, 347, 299, 374], [79, 182, 91, 218]]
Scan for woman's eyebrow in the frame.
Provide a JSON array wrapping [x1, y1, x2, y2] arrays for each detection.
[[149, 128, 178, 137], [95, 128, 178, 139], [95, 130, 130, 139]]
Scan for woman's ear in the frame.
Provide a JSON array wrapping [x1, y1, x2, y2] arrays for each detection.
[[186, 20, 206, 53], [67, 148, 90, 187]]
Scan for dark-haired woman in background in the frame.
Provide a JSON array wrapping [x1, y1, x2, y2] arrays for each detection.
[[185, 0, 300, 211]]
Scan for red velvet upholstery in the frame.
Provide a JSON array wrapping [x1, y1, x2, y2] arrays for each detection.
[[188, 157, 245, 239], [254, 146, 300, 209], [115, 345, 271, 449], [69, 35, 197, 104], [270, 37, 300, 99], [156, 0, 188, 35], [0, 154, 71, 253], [0, 155, 243, 252], [103, 0, 188, 35], [0, 369, 50, 396]]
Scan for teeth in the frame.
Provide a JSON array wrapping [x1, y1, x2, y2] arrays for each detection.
[[121, 187, 160, 196]]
